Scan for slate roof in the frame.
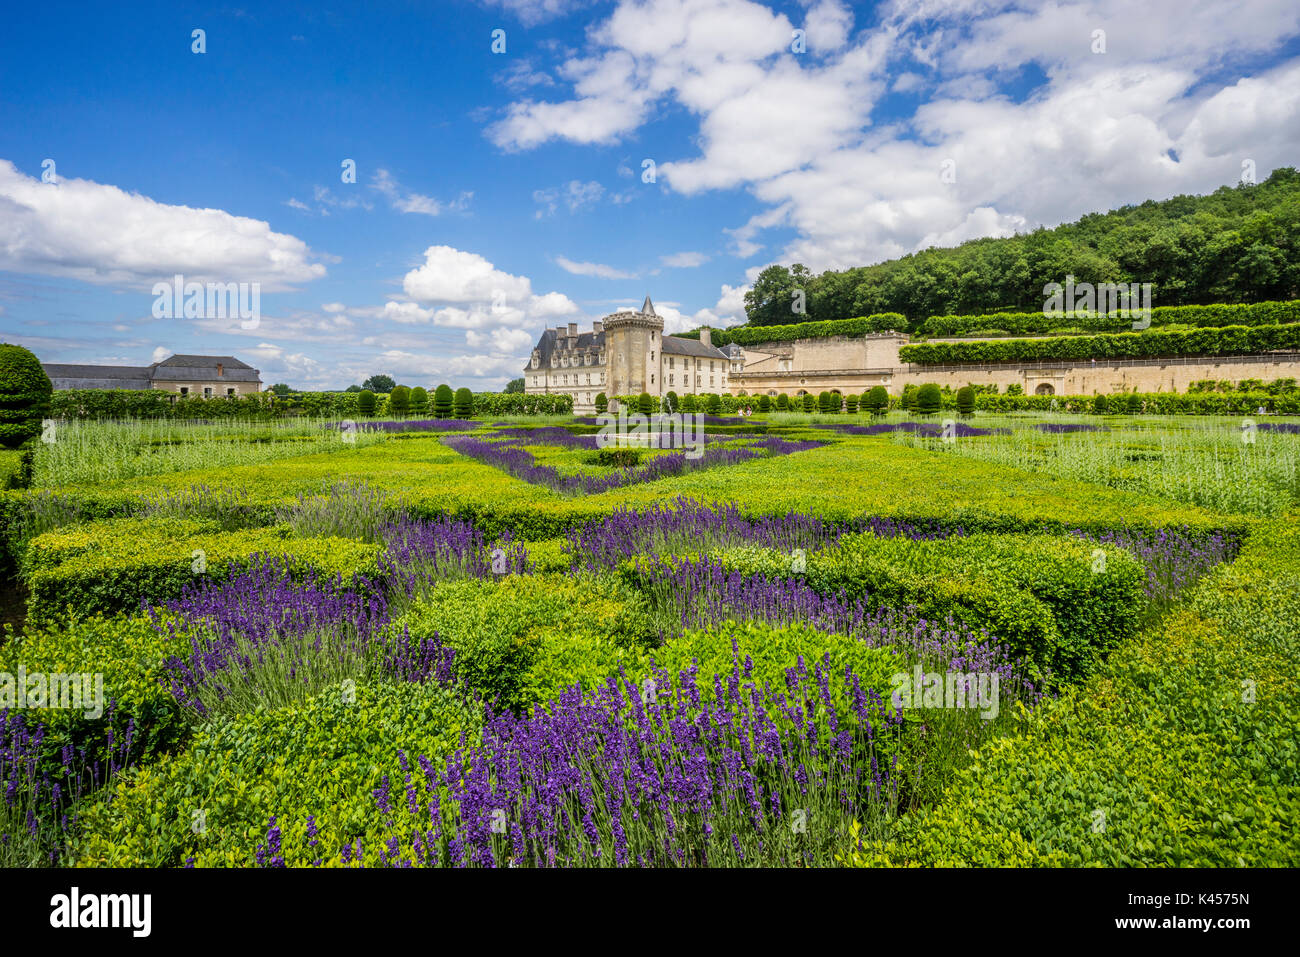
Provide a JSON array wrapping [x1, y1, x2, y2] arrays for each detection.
[[42, 365, 153, 390], [524, 328, 606, 373], [42, 355, 261, 389], [660, 336, 729, 360]]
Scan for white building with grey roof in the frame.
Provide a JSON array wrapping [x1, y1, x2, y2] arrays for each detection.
[[523, 296, 730, 413]]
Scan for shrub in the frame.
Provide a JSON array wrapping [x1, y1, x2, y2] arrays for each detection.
[[705, 393, 722, 414], [1125, 392, 1142, 414], [0, 343, 53, 449], [899, 384, 916, 411], [918, 298, 1300, 338], [408, 386, 430, 415], [862, 386, 888, 415], [663, 391, 678, 413], [844, 394, 858, 414], [453, 387, 473, 418], [674, 313, 907, 348], [356, 389, 376, 416], [395, 574, 654, 712], [757, 394, 771, 412], [714, 531, 1147, 683], [431, 384, 453, 418], [73, 680, 483, 866], [955, 385, 976, 417], [776, 394, 790, 411], [388, 385, 411, 416], [1092, 393, 1110, 414], [637, 392, 653, 415], [594, 392, 607, 414], [914, 384, 942, 415], [21, 518, 382, 626], [680, 394, 697, 412], [900, 322, 1300, 365], [867, 520, 1300, 867]]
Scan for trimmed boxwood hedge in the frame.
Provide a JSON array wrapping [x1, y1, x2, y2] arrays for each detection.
[[709, 531, 1148, 683], [918, 298, 1300, 338], [21, 518, 382, 625], [900, 322, 1300, 365], [678, 314, 907, 348]]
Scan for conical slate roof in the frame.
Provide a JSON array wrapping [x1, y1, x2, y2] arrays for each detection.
[[641, 295, 656, 316]]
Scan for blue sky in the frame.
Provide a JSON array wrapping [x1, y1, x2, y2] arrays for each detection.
[[2, 0, 1299, 390]]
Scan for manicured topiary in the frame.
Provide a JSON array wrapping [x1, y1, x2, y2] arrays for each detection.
[[817, 391, 832, 413], [681, 394, 697, 412], [1092, 393, 1110, 415], [1126, 392, 1142, 414], [433, 384, 454, 418], [900, 384, 917, 412], [956, 385, 976, 417], [705, 393, 722, 414], [915, 383, 942, 415], [637, 392, 654, 415], [595, 392, 607, 414], [454, 387, 474, 418], [776, 394, 790, 411], [389, 385, 411, 416], [356, 389, 376, 416], [0, 343, 53, 449], [410, 386, 430, 415], [757, 394, 771, 412], [801, 393, 816, 413], [865, 386, 889, 415], [844, 394, 858, 414]]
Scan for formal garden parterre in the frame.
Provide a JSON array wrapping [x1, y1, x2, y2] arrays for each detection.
[[0, 396, 1296, 868]]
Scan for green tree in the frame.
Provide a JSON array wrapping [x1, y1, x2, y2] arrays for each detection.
[[363, 374, 396, 393], [865, 386, 889, 415], [844, 394, 858, 414], [433, 384, 454, 418], [595, 392, 608, 414], [956, 385, 976, 417], [410, 386, 430, 415], [357, 389, 376, 416], [663, 390, 679, 413], [681, 394, 698, 412], [0, 343, 53, 449], [389, 385, 411, 416], [454, 387, 474, 418], [1005, 383, 1024, 396], [801, 393, 816, 412], [915, 384, 942, 415], [776, 393, 791, 411], [1092, 393, 1111, 414], [757, 394, 771, 412], [637, 392, 654, 415], [504, 377, 525, 394], [900, 384, 918, 412], [269, 383, 294, 396]]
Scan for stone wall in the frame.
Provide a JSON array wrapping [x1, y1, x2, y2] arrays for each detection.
[[727, 332, 1300, 397]]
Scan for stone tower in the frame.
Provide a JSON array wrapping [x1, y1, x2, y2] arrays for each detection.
[[602, 295, 664, 399]]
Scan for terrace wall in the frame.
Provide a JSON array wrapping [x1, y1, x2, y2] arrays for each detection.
[[727, 332, 1300, 397]]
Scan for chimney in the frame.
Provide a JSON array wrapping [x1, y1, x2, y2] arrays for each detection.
[[700, 328, 712, 348], [568, 322, 578, 337], [217, 362, 224, 377], [593, 320, 603, 334]]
